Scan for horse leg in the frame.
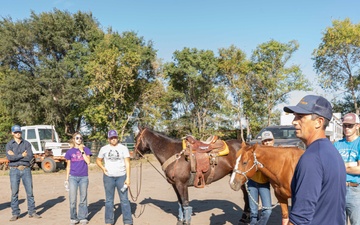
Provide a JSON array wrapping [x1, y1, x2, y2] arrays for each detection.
[[172, 184, 192, 225], [172, 183, 192, 225], [277, 198, 289, 225], [172, 184, 185, 223]]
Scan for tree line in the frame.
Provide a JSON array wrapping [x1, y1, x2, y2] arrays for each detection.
[[0, 9, 359, 143]]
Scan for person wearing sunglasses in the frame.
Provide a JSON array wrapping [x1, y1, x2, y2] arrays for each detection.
[[6, 125, 42, 221], [65, 132, 92, 225], [334, 113, 360, 225], [96, 129, 133, 225]]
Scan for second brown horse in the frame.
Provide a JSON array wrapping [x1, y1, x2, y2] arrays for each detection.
[[229, 143, 304, 224]]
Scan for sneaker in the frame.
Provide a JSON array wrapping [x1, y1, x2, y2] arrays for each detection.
[[239, 212, 250, 224], [79, 219, 88, 224], [9, 215, 19, 221], [70, 219, 79, 225], [29, 213, 42, 219]]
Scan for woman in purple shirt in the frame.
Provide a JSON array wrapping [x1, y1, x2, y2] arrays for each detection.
[[65, 132, 92, 225]]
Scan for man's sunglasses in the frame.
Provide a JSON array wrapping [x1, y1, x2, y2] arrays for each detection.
[[343, 124, 355, 129]]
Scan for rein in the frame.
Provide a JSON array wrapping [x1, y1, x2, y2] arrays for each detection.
[[233, 151, 279, 209]]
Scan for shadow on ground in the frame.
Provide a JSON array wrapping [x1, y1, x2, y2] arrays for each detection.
[[138, 197, 274, 225]]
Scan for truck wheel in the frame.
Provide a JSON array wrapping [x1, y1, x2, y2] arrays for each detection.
[[41, 158, 56, 173]]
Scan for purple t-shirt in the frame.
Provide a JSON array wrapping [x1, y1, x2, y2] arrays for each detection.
[[65, 147, 92, 177]]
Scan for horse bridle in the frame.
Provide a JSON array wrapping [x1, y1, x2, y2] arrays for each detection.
[[233, 151, 279, 210], [232, 151, 264, 182], [133, 128, 147, 158]]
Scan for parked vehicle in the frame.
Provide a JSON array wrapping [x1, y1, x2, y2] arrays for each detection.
[[249, 125, 306, 150], [0, 125, 70, 172]]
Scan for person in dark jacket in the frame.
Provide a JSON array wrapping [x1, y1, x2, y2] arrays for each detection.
[[6, 125, 42, 221], [283, 95, 346, 225]]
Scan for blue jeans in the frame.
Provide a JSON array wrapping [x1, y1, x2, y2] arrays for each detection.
[[247, 179, 272, 225], [69, 176, 89, 223], [103, 174, 133, 224], [9, 167, 36, 216], [346, 186, 360, 225]]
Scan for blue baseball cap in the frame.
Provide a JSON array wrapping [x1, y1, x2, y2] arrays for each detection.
[[11, 125, 22, 133], [283, 95, 333, 121], [107, 130, 118, 138]]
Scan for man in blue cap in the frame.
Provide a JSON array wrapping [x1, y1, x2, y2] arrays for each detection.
[[283, 95, 346, 225], [6, 125, 41, 221]]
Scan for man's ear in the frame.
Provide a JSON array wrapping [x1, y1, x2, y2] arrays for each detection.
[[315, 117, 324, 129]]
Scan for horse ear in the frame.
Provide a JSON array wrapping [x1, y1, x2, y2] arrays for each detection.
[[138, 124, 143, 131], [252, 143, 259, 152], [241, 142, 246, 148]]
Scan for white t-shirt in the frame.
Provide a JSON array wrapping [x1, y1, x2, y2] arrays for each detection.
[[98, 143, 130, 177]]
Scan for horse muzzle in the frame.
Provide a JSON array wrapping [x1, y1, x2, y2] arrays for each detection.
[[229, 171, 244, 191]]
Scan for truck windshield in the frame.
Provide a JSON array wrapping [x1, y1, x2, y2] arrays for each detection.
[[38, 129, 55, 141], [259, 127, 296, 139]]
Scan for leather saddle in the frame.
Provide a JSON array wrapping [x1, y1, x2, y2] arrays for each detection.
[[184, 135, 228, 188]]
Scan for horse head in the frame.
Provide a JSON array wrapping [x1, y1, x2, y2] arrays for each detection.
[[229, 143, 260, 191], [134, 126, 151, 157]]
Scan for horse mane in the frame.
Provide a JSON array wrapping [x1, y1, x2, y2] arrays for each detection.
[[139, 126, 181, 143]]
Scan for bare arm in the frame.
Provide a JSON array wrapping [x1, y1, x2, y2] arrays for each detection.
[[125, 157, 131, 186], [96, 157, 108, 175], [345, 160, 360, 175], [80, 145, 91, 165], [66, 160, 71, 181]]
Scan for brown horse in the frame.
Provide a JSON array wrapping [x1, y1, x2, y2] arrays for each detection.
[[229, 143, 304, 224], [135, 127, 249, 225]]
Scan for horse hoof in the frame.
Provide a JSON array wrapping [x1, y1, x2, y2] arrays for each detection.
[[176, 221, 191, 225]]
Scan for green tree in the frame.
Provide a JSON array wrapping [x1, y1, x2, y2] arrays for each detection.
[[332, 94, 360, 115], [0, 9, 103, 139], [313, 19, 360, 115], [218, 45, 251, 141], [84, 31, 158, 141], [247, 40, 311, 135], [164, 48, 230, 138]]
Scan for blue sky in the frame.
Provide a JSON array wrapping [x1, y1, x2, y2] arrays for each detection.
[[1, 0, 360, 107]]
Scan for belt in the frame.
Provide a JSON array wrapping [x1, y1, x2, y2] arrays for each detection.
[[346, 182, 359, 187], [10, 165, 29, 170]]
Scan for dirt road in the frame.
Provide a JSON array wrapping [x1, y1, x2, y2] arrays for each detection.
[[0, 156, 282, 225]]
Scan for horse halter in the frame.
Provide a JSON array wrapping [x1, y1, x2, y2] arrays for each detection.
[[134, 128, 147, 158], [232, 151, 264, 182]]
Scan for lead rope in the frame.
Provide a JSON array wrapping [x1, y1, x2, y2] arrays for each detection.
[[244, 181, 279, 210], [128, 129, 146, 218], [129, 162, 142, 202], [129, 162, 146, 218]]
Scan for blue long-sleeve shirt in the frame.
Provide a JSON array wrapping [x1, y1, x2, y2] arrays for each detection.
[[6, 139, 33, 167], [289, 138, 346, 225]]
